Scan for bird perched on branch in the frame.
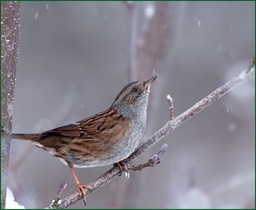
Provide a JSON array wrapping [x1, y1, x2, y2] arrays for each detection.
[[12, 75, 157, 205]]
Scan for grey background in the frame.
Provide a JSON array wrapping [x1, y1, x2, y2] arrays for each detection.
[[9, 2, 254, 208]]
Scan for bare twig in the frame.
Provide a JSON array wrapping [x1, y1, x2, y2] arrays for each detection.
[[49, 59, 254, 209], [1, 2, 21, 208], [166, 94, 175, 120], [129, 143, 168, 171], [49, 181, 68, 208]]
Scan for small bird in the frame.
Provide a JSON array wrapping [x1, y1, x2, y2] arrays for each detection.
[[12, 75, 157, 204]]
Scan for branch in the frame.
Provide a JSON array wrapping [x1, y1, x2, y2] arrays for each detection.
[[129, 59, 254, 161], [1, 2, 21, 208], [166, 94, 175, 120], [49, 181, 68, 208], [129, 143, 168, 171], [48, 59, 254, 208]]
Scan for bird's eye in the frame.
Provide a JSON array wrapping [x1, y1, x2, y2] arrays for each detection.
[[131, 87, 138, 93]]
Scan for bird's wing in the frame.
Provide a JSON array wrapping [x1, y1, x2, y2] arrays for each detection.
[[42, 123, 83, 138], [42, 108, 129, 142]]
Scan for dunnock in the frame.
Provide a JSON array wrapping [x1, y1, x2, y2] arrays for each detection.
[[12, 75, 157, 204]]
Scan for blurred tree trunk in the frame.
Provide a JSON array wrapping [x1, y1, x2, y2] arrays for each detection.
[[130, 2, 185, 207], [1, 2, 21, 208], [109, 2, 185, 207]]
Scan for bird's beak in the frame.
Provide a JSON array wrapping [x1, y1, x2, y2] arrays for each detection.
[[144, 75, 157, 89]]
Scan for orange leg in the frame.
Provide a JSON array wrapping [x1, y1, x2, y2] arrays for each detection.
[[68, 162, 89, 205]]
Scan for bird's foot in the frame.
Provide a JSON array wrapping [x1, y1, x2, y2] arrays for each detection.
[[76, 183, 92, 206], [115, 160, 130, 179]]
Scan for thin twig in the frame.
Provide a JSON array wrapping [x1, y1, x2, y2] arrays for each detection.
[[48, 59, 254, 209], [129, 143, 168, 171], [166, 94, 175, 120], [49, 181, 67, 209]]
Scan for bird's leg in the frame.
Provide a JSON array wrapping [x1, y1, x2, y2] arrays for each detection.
[[67, 162, 90, 206]]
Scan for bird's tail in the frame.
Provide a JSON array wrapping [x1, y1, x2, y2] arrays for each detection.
[[12, 133, 41, 142]]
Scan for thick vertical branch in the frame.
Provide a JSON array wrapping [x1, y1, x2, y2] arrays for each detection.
[[1, 2, 21, 208], [137, 2, 185, 80]]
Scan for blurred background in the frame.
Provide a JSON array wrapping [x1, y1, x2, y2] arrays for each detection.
[[9, 2, 254, 208]]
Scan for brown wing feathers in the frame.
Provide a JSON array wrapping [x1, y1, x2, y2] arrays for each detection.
[[13, 107, 129, 145]]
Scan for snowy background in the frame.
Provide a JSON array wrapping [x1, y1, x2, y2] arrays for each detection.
[[9, 2, 254, 208]]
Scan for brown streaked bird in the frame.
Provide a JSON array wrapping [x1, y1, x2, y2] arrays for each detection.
[[12, 75, 157, 204]]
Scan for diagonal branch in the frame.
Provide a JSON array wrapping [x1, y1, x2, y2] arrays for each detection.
[[48, 58, 254, 208], [128, 59, 254, 161]]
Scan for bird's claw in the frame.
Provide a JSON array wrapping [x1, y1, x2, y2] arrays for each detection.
[[77, 183, 91, 206], [115, 161, 130, 178]]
